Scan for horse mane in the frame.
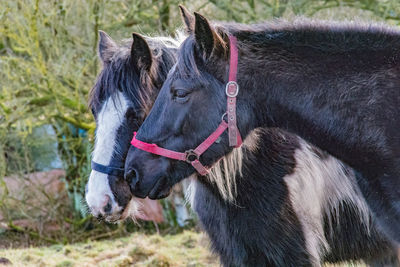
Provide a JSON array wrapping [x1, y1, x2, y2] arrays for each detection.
[[176, 18, 400, 78], [88, 33, 180, 116]]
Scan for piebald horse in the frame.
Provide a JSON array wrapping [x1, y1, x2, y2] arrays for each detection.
[[85, 31, 179, 222], [125, 7, 400, 266]]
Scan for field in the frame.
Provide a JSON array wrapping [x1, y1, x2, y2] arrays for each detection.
[[0, 229, 369, 267], [0, 231, 218, 267]]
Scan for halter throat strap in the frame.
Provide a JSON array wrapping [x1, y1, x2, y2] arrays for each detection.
[[131, 35, 242, 176]]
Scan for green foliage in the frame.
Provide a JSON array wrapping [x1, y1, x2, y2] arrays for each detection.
[[0, 0, 399, 244]]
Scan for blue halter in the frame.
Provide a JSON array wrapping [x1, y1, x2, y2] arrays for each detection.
[[91, 161, 125, 177]]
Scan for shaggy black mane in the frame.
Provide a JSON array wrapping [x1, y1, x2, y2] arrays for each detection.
[[176, 18, 400, 77], [89, 37, 177, 115]]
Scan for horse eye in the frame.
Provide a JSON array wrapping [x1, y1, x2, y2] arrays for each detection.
[[173, 89, 190, 102], [125, 107, 139, 121]]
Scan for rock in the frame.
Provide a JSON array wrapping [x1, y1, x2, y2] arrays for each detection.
[[0, 257, 11, 265]]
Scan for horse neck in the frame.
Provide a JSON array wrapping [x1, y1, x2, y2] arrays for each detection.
[[237, 44, 397, 175], [199, 128, 298, 205]]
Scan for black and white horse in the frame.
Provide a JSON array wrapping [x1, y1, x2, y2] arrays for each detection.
[[85, 30, 179, 222], [125, 7, 398, 266], [126, 9, 400, 245]]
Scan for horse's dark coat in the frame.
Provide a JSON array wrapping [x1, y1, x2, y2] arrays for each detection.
[[192, 128, 398, 266], [126, 13, 400, 242]]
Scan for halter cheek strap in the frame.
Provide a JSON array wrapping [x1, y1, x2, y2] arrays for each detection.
[[226, 35, 241, 147], [131, 35, 242, 176]]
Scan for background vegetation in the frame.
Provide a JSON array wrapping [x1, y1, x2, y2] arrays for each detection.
[[0, 0, 399, 250]]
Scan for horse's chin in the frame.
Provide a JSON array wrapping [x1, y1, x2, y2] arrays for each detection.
[[103, 209, 134, 224], [102, 199, 140, 223], [131, 175, 173, 199], [148, 182, 172, 199], [103, 215, 124, 224]]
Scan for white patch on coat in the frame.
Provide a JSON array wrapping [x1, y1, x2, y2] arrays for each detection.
[[86, 91, 128, 216], [283, 139, 370, 266]]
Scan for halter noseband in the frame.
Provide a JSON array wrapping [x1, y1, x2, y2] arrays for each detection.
[[131, 35, 242, 176], [91, 161, 125, 177]]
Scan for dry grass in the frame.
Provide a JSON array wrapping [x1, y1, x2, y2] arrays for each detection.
[[0, 229, 370, 267], [0, 230, 218, 267]]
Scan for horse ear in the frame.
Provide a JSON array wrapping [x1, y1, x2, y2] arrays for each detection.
[[194, 12, 225, 59], [98, 30, 117, 64], [131, 32, 152, 71], [179, 5, 194, 34]]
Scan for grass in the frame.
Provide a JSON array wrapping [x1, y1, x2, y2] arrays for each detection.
[[0, 230, 218, 267], [0, 229, 370, 267]]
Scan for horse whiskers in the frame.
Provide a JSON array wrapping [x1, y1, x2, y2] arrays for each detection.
[[122, 198, 141, 224]]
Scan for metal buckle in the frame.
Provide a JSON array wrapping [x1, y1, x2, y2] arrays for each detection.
[[185, 149, 199, 163], [221, 112, 227, 122], [225, 81, 239, 97]]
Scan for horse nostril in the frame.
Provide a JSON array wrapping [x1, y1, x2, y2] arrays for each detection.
[[103, 198, 112, 215], [125, 168, 138, 187], [97, 213, 104, 221]]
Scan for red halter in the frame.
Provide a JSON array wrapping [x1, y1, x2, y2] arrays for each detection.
[[131, 35, 242, 175]]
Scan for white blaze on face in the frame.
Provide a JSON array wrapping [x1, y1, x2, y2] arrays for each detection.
[[86, 91, 129, 216]]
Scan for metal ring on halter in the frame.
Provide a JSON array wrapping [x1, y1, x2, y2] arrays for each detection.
[[221, 112, 227, 122], [225, 81, 239, 97], [184, 149, 199, 163]]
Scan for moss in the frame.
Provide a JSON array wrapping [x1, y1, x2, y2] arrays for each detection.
[[34, 251, 45, 257], [50, 244, 64, 252], [181, 234, 196, 249], [128, 246, 154, 263], [63, 247, 71, 255], [148, 255, 171, 267], [149, 235, 163, 244], [55, 260, 74, 267], [0, 258, 12, 265], [115, 256, 134, 267]]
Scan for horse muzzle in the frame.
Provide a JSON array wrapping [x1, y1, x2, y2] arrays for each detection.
[[124, 147, 173, 199]]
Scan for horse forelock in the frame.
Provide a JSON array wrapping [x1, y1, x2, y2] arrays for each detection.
[[88, 50, 145, 115], [88, 34, 180, 116], [175, 35, 201, 78]]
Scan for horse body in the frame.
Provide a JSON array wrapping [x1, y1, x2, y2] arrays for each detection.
[[126, 13, 400, 242], [190, 128, 398, 266], [231, 21, 400, 242]]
